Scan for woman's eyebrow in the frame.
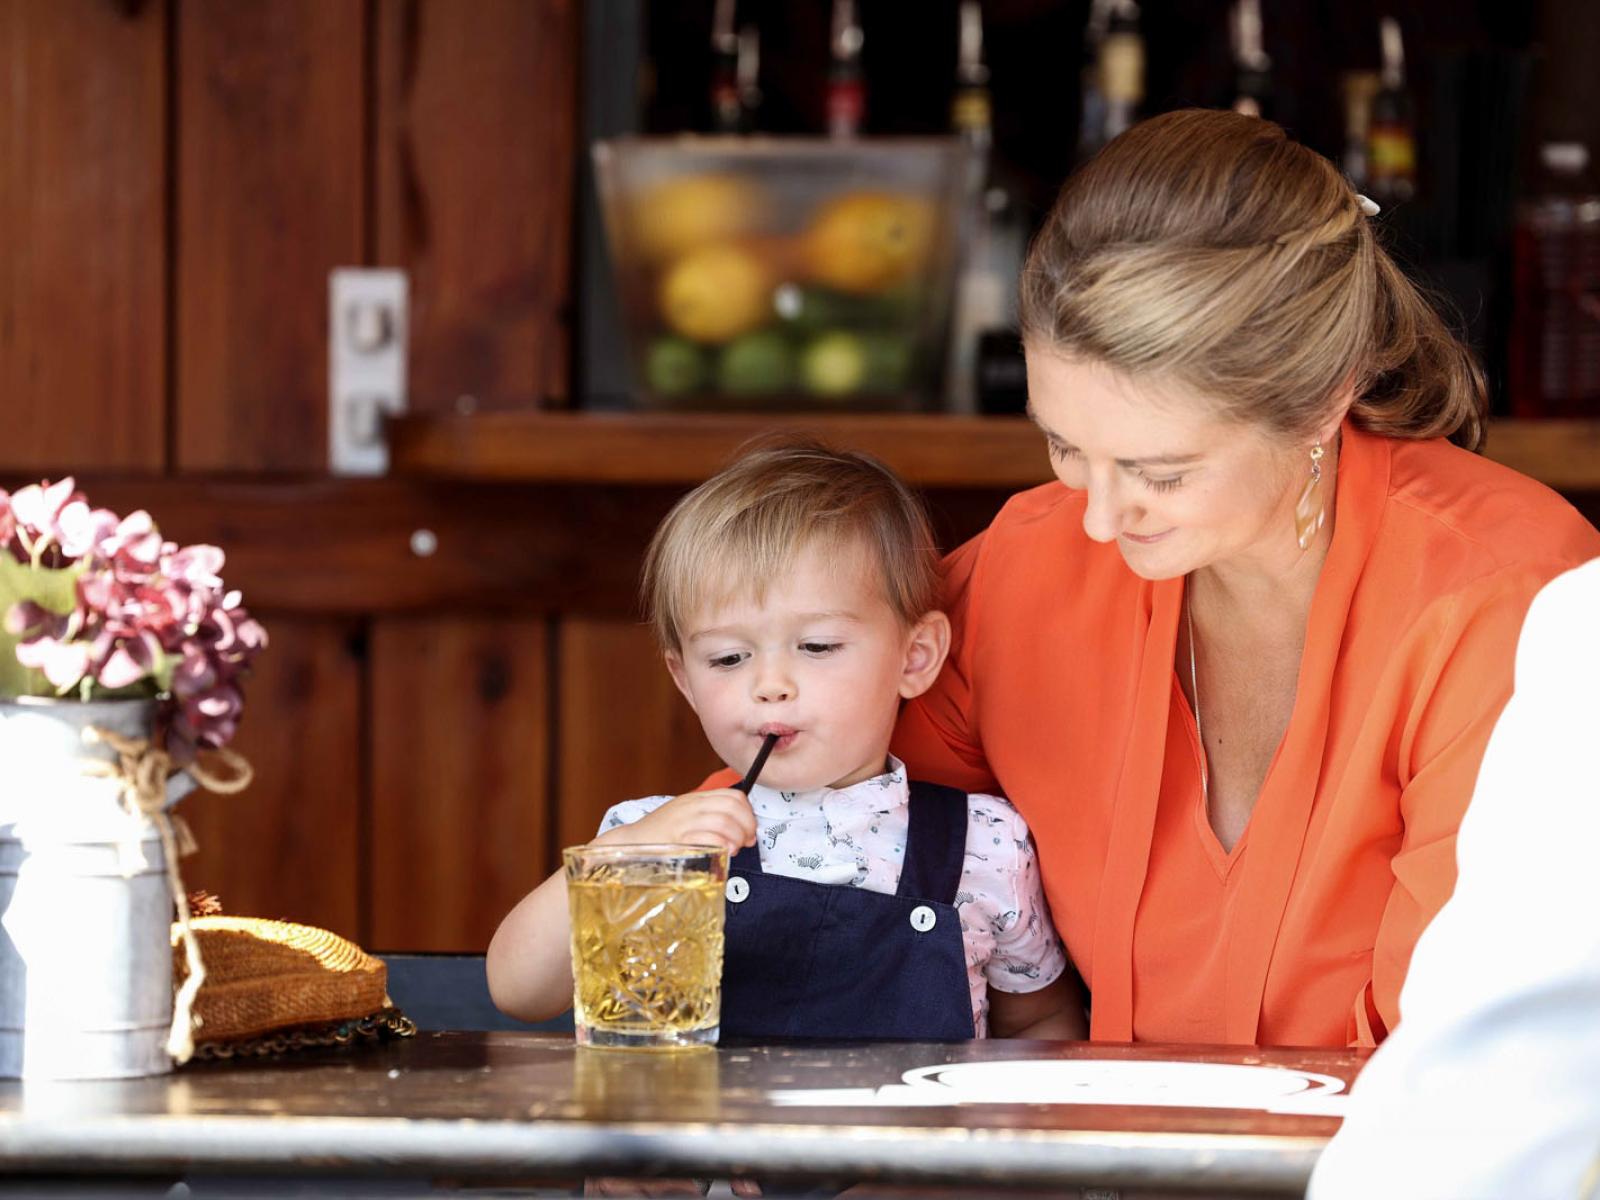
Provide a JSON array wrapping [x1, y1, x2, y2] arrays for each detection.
[[1025, 402, 1204, 467]]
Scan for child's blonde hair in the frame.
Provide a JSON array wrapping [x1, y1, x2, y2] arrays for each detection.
[[642, 439, 940, 654]]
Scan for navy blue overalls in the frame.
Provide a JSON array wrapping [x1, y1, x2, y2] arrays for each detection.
[[718, 779, 976, 1041]]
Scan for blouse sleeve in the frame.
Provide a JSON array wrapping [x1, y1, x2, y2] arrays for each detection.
[[892, 531, 1002, 795], [1353, 565, 1566, 1044]]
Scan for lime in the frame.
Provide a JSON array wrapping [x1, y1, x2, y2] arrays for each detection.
[[718, 330, 795, 395], [799, 331, 868, 397], [643, 336, 707, 397], [859, 332, 915, 392]]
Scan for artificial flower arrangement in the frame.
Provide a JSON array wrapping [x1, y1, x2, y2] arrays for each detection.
[[0, 477, 267, 760]]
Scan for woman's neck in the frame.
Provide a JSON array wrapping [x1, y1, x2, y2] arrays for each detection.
[[1192, 436, 1340, 625]]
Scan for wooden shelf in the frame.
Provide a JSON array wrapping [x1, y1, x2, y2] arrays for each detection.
[[387, 411, 1600, 492]]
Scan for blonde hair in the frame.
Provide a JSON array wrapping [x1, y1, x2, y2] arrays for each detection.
[[1019, 108, 1486, 451], [642, 439, 940, 653]]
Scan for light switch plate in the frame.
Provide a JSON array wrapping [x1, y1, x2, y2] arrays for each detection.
[[329, 268, 409, 475]]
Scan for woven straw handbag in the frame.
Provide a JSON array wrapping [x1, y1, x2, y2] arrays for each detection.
[[173, 916, 415, 1059]]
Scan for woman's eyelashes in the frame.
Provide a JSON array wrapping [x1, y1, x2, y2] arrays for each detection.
[[1045, 441, 1187, 493], [1140, 473, 1186, 493]]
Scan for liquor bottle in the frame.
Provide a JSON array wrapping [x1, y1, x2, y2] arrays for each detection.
[[709, 0, 741, 134], [1366, 16, 1417, 205], [1075, 0, 1113, 164], [1229, 0, 1271, 119], [951, 1, 992, 152], [1340, 71, 1380, 190], [948, 2, 1025, 411], [827, 0, 865, 139], [1099, 1, 1144, 143], [1509, 143, 1600, 417], [1077, 0, 1143, 162], [736, 24, 763, 133]]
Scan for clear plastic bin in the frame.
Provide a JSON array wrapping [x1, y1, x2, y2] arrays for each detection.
[[593, 136, 968, 411]]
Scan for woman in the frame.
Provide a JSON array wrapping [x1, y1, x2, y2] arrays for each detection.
[[890, 109, 1600, 1048]]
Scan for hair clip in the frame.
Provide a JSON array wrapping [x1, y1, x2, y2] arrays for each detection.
[[1356, 194, 1381, 217]]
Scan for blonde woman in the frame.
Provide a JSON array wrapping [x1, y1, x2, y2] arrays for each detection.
[[749, 109, 1598, 1049]]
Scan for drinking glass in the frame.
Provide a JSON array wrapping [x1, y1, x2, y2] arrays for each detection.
[[563, 843, 728, 1049]]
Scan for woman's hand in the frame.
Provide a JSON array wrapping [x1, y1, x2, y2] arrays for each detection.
[[596, 788, 756, 854]]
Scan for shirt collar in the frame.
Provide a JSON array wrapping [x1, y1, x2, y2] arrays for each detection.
[[746, 755, 909, 816]]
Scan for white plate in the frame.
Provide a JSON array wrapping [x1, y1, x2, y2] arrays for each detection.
[[767, 1058, 1351, 1113]]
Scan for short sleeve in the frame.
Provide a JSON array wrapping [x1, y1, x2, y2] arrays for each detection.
[[893, 532, 1001, 795], [964, 795, 1069, 995]]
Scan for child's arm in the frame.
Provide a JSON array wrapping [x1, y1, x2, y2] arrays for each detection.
[[485, 787, 758, 1023], [967, 794, 1085, 1040], [988, 972, 1088, 1040]]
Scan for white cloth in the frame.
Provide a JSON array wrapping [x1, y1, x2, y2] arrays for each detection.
[[597, 756, 1069, 1036], [1309, 556, 1600, 1200]]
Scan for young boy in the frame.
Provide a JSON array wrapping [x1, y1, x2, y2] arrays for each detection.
[[487, 441, 1085, 1040]]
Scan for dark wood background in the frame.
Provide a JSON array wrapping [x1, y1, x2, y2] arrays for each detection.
[[3, 0, 1597, 955], [0, 0, 689, 952]]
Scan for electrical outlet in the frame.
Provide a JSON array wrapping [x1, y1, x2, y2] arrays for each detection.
[[328, 268, 409, 475]]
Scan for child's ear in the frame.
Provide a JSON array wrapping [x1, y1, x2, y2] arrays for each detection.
[[664, 649, 698, 712], [898, 610, 951, 700]]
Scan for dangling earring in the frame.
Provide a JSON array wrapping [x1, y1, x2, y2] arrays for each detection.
[[1293, 443, 1326, 551]]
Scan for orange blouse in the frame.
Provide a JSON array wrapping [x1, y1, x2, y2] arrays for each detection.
[[891, 425, 1600, 1047]]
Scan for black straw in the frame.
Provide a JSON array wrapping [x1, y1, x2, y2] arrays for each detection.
[[735, 733, 780, 794]]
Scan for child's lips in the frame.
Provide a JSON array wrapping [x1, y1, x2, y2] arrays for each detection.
[[756, 724, 798, 749]]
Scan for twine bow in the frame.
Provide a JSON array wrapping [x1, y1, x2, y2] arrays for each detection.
[[79, 727, 253, 1065]]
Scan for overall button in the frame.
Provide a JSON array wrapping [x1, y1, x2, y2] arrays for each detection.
[[909, 905, 937, 932], [726, 877, 751, 904]]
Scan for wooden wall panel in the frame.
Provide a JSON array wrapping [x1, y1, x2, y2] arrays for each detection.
[[0, 0, 165, 472], [180, 616, 363, 936], [556, 619, 722, 852], [174, 0, 365, 472], [369, 616, 550, 952], [376, 0, 579, 411]]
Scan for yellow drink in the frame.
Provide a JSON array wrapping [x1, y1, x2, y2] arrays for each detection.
[[563, 845, 727, 1049]]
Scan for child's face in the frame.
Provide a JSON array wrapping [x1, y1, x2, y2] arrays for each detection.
[[665, 540, 948, 792]]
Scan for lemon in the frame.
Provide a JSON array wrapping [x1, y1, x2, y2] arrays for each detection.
[[802, 192, 936, 295], [631, 174, 767, 262], [658, 244, 774, 344]]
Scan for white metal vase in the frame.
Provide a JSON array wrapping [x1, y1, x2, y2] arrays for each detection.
[[0, 696, 189, 1079]]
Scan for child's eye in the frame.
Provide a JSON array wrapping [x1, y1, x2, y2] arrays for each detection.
[[1140, 473, 1186, 493], [707, 652, 746, 669], [799, 642, 842, 656], [1046, 441, 1080, 463]]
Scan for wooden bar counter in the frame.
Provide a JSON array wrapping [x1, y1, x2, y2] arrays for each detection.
[[0, 1033, 1366, 1195]]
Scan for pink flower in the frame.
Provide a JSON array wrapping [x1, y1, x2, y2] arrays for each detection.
[[9, 477, 77, 539], [2, 479, 266, 759]]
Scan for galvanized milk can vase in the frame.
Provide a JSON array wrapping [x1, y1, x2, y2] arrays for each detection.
[[0, 479, 265, 1079]]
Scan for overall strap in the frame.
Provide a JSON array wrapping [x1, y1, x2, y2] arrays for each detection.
[[731, 842, 763, 873], [896, 780, 969, 904]]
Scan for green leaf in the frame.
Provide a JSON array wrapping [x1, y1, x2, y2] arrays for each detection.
[[0, 553, 85, 699]]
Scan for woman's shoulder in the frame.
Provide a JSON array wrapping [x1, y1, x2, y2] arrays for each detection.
[[1377, 435, 1600, 577], [949, 482, 1115, 583]]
